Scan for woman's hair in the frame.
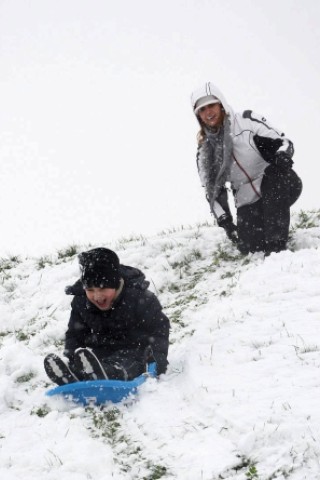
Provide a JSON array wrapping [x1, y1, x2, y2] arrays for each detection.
[[197, 127, 206, 145]]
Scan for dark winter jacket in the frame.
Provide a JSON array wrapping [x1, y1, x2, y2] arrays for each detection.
[[63, 265, 170, 375]]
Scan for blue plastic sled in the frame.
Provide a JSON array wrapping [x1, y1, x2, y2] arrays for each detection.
[[46, 363, 157, 406]]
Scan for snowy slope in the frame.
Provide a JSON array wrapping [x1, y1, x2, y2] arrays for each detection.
[[0, 210, 320, 480]]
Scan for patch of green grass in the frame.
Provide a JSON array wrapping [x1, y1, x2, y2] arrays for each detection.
[[0, 255, 21, 272], [212, 246, 243, 266], [169, 250, 202, 270], [297, 344, 320, 354], [166, 283, 181, 293], [143, 464, 167, 480], [85, 406, 171, 478], [115, 234, 148, 249], [170, 311, 186, 328], [220, 270, 235, 279], [225, 455, 259, 478], [294, 210, 319, 229], [16, 372, 35, 383], [15, 331, 29, 341], [36, 255, 53, 269], [86, 407, 122, 444], [246, 464, 259, 479], [31, 405, 50, 417], [57, 244, 79, 260]]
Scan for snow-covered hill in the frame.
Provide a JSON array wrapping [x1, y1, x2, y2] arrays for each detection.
[[1, 210, 320, 480]]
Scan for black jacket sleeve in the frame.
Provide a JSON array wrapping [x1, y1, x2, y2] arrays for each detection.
[[242, 110, 294, 163], [63, 298, 90, 360], [135, 290, 170, 375]]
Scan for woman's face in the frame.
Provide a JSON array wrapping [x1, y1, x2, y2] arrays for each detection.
[[198, 103, 224, 128]]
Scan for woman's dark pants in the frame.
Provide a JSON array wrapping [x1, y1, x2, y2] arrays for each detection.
[[236, 166, 302, 254]]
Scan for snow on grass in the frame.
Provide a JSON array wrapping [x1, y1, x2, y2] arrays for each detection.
[[0, 210, 320, 479]]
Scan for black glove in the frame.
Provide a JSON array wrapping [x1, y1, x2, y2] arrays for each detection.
[[217, 214, 238, 244], [144, 346, 155, 363], [274, 151, 293, 171]]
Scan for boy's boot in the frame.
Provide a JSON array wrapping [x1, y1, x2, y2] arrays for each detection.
[[73, 348, 108, 380], [44, 353, 79, 386]]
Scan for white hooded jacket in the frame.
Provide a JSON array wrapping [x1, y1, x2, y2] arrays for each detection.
[[192, 82, 294, 219]]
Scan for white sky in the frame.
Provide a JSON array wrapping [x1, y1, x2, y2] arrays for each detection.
[[1, 0, 319, 255]]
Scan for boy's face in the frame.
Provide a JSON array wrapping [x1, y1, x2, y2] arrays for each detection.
[[85, 287, 117, 311]]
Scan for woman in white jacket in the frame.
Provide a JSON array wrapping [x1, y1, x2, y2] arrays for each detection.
[[191, 82, 302, 255]]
